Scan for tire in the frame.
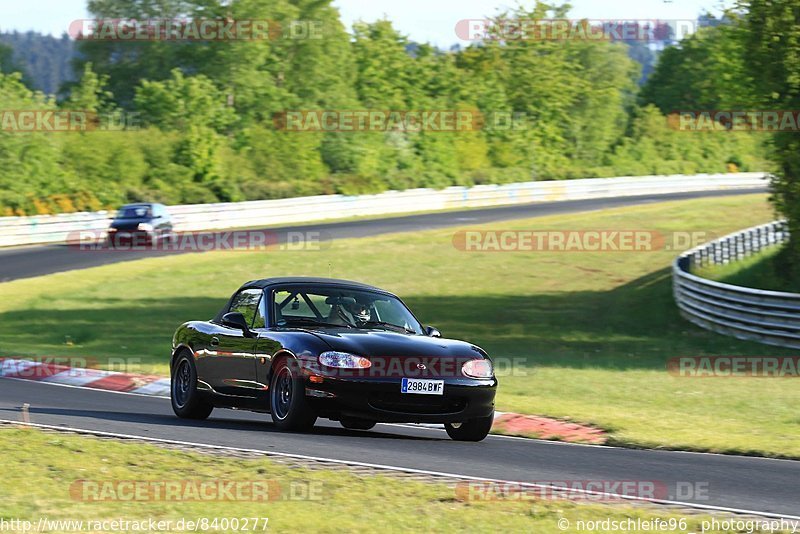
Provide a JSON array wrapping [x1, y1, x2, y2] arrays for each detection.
[[270, 358, 317, 431], [444, 412, 494, 442], [171, 351, 214, 420], [340, 418, 376, 431]]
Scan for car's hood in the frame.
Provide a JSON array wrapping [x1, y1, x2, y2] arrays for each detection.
[[308, 329, 487, 360]]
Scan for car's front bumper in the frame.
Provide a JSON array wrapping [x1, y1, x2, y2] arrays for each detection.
[[108, 230, 155, 245], [303, 375, 497, 424]]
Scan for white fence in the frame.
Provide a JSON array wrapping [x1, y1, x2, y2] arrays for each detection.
[[673, 220, 800, 349], [0, 172, 768, 248]]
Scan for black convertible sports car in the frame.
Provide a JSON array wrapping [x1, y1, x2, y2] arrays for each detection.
[[171, 277, 498, 441]]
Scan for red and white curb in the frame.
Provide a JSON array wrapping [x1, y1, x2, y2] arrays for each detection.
[[0, 358, 170, 396], [0, 357, 608, 443]]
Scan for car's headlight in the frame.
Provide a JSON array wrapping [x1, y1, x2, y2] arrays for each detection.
[[137, 223, 154, 232], [462, 359, 493, 378], [318, 351, 371, 369], [108, 228, 117, 232]]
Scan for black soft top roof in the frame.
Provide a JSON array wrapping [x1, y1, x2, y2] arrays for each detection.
[[214, 277, 394, 323], [240, 277, 387, 293]]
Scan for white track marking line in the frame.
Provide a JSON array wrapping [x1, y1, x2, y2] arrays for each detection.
[[1, 419, 797, 521], [1, 376, 798, 463]]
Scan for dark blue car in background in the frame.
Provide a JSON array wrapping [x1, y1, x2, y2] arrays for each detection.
[[107, 203, 174, 247]]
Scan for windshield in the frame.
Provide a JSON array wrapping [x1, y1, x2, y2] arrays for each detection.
[[272, 285, 424, 334], [115, 206, 152, 219]]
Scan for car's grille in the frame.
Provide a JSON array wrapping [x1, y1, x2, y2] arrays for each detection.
[[368, 393, 466, 414]]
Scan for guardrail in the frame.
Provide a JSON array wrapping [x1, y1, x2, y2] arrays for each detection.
[[673, 220, 800, 349], [0, 172, 768, 248]]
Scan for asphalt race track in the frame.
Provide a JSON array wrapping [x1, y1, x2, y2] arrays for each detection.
[[0, 188, 766, 282], [0, 379, 797, 518], [3, 186, 798, 519]]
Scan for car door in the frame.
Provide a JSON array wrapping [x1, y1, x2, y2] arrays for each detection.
[[205, 289, 264, 397]]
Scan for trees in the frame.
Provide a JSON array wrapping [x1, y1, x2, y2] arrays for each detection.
[[0, 74, 65, 215], [0, 0, 771, 215], [0, 32, 74, 94], [742, 0, 800, 271], [640, 15, 755, 113]]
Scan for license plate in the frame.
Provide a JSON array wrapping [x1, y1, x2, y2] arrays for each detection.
[[401, 378, 444, 395]]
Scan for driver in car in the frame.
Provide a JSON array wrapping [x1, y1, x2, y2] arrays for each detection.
[[328, 297, 372, 326]]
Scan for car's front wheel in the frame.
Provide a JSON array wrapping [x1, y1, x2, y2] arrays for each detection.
[[171, 352, 213, 420], [270, 358, 317, 431], [444, 412, 494, 441]]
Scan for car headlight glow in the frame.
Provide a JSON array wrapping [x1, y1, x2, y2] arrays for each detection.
[[318, 351, 372, 369], [462, 359, 493, 378], [137, 223, 154, 232]]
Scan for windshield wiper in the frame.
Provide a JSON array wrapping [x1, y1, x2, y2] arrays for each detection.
[[362, 320, 414, 334]]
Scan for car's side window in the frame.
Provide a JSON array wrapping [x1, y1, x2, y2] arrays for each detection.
[[253, 293, 267, 329], [229, 289, 264, 329]]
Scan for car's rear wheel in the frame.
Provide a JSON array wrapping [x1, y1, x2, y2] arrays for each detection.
[[444, 412, 494, 441], [171, 352, 213, 420], [270, 359, 317, 431], [340, 418, 376, 431]]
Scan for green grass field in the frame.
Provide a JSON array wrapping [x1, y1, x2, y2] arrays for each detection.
[[697, 245, 800, 292], [1, 193, 797, 458], [0, 427, 744, 533]]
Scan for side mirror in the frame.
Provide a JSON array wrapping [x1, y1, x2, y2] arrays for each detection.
[[426, 326, 442, 338], [222, 312, 256, 338]]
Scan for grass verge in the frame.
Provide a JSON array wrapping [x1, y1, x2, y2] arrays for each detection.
[[696, 245, 800, 292], [0, 193, 797, 457], [0, 427, 746, 533]]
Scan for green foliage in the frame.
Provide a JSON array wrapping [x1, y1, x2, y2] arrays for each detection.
[[0, 1, 771, 215], [135, 70, 236, 132], [641, 15, 755, 112], [0, 43, 19, 76], [604, 105, 765, 176], [741, 0, 800, 274], [0, 73, 66, 214], [63, 63, 115, 113]]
